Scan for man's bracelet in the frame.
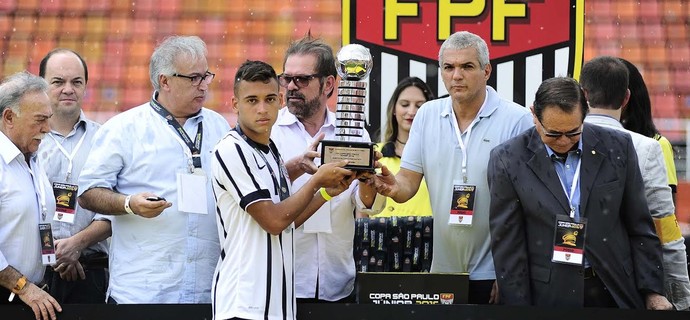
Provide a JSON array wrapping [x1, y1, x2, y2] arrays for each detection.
[[124, 195, 135, 215], [319, 188, 332, 201], [11, 276, 26, 294], [8, 276, 27, 302]]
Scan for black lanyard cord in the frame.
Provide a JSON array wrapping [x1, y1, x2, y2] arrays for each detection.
[[149, 95, 203, 168], [234, 125, 289, 200]]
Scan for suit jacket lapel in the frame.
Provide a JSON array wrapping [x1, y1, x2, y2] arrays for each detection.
[[526, 128, 570, 213], [578, 124, 604, 216]]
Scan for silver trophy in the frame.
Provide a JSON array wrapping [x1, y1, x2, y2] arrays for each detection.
[[321, 44, 375, 171]]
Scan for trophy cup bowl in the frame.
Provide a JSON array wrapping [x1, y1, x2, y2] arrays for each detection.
[[320, 44, 376, 171], [336, 44, 373, 80]]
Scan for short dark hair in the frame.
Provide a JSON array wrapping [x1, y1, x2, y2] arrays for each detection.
[[619, 58, 658, 138], [533, 77, 589, 122], [233, 60, 278, 95], [283, 32, 337, 97], [579, 56, 629, 109], [39, 48, 89, 83]]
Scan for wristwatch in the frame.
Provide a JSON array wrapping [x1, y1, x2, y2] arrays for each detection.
[[12, 276, 27, 293]]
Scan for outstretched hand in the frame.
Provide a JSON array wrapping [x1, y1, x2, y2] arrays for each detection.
[[371, 165, 399, 198], [129, 193, 172, 218]]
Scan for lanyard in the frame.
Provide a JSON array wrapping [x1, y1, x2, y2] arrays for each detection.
[[234, 125, 289, 201], [555, 158, 582, 219], [450, 107, 481, 183], [28, 162, 47, 221], [48, 129, 87, 182], [149, 96, 203, 169]]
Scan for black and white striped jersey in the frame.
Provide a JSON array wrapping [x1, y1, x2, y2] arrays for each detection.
[[211, 130, 296, 320]]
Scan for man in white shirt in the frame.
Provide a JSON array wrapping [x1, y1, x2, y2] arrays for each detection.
[[78, 36, 230, 304], [37, 48, 111, 304], [212, 60, 355, 320], [271, 35, 383, 302], [0, 71, 62, 320]]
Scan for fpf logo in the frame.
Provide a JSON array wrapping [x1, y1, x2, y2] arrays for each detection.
[[440, 293, 455, 305], [342, 0, 585, 138]]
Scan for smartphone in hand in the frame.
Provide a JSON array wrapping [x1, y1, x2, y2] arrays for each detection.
[[146, 196, 166, 201]]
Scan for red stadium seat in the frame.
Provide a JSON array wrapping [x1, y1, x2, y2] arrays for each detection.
[[638, 1, 661, 22], [63, 0, 88, 13], [615, 1, 639, 22], [651, 94, 679, 119], [662, 0, 685, 23], [644, 68, 671, 92], [11, 15, 35, 37], [672, 68, 690, 93], [619, 23, 639, 44], [668, 42, 690, 67], [645, 44, 667, 66], [641, 22, 664, 42]]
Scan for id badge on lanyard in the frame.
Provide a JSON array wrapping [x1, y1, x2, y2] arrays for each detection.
[[39, 223, 56, 265], [551, 156, 584, 265], [48, 132, 87, 224], [177, 169, 208, 214], [448, 106, 480, 226], [552, 214, 587, 265], [52, 182, 78, 224], [29, 163, 56, 265], [449, 181, 476, 226]]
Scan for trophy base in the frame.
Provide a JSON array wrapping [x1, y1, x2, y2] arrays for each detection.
[[321, 140, 375, 171]]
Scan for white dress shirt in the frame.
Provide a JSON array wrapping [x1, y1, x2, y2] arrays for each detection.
[[271, 107, 383, 301], [0, 131, 56, 283], [78, 101, 230, 303], [37, 112, 108, 255]]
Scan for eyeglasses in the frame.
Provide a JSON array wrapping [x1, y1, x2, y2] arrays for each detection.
[[172, 71, 215, 86], [538, 119, 583, 139], [278, 73, 320, 88]]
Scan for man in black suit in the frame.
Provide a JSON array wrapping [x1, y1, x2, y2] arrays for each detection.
[[488, 77, 672, 309]]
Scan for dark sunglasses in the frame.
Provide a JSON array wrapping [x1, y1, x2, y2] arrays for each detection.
[[538, 119, 583, 138], [278, 73, 320, 88]]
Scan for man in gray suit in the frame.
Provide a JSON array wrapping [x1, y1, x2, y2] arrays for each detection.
[[580, 56, 690, 310], [488, 77, 671, 309]]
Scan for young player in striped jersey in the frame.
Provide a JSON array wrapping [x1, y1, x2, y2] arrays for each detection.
[[211, 60, 357, 320]]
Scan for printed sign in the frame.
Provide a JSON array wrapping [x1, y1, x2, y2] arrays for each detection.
[[342, 0, 585, 138]]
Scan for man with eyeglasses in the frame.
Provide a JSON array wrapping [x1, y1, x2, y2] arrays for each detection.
[[488, 76, 671, 309], [581, 56, 688, 310], [78, 35, 230, 304], [270, 35, 384, 303]]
